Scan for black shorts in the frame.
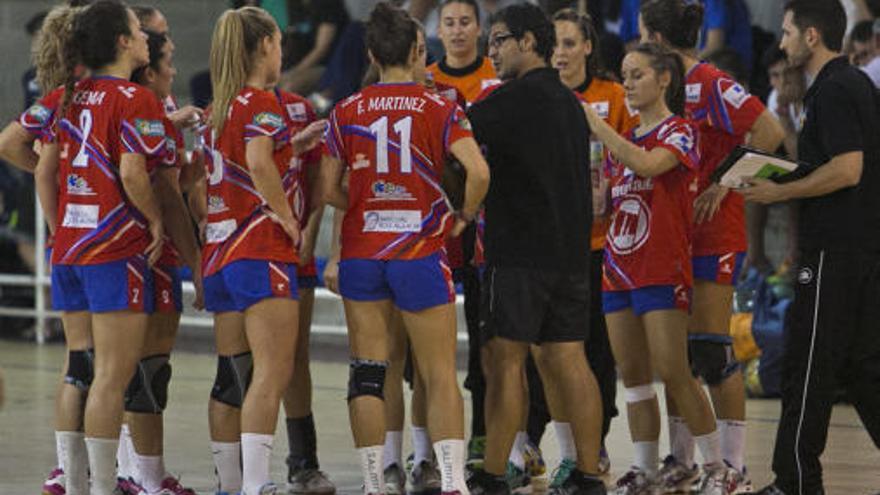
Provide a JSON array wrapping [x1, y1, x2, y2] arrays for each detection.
[[480, 264, 590, 345]]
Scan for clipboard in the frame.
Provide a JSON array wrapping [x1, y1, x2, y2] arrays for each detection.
[[710, 146, 801, 189]]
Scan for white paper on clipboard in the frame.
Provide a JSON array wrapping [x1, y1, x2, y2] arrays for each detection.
[[717, 151, 799, 189]]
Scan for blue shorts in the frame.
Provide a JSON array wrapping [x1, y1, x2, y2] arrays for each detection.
[[338, 252, 455, 312], [602, 284, 691, 316], [693, 252, 746, 285], [204, 259, 299, 312], [152, 265, 183, 313], [297, 275, 319, 290], [51, 256, 154, 313]]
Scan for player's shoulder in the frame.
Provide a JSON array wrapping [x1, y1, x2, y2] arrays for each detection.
[[587, 77, 625, 98]]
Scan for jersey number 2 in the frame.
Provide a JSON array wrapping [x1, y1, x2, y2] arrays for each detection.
[[369, 116, 412, 174], [72, 109, 93, 167]]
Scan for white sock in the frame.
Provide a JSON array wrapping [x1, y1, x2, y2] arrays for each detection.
[[359, 445, 384, 494], [383, 430, 403, 470], [211, 441, 242, 493], [85, 437, 119, 495], [57, 431, 88, 495], [116, 424, 135, 480], [508, 431, 527, 470], [719, 419, 746, 472], [241, 433, 273, 495], [668, 415, 694, 467], [693, 430, 723, 468], [633, 441, 659, 475], [552, 421, 576, 461], [434, 439, 469, 494], [133, 453, 165, 492], [412, 426, 433, 465], [55, 434, 65, 472]]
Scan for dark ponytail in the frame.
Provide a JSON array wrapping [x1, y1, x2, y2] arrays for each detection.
[[366, 2, 418, 68], [552, 8, 615, 82], [640, 0, 704, 50], [632, 43, 686, 116]]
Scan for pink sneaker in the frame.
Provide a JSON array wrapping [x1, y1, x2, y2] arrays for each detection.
[[42, 467, 65, 495], [158, 476, 196, 495], [117, 477, 144, 495]]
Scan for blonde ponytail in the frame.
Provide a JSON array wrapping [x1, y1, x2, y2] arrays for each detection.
[[34, 5, 82, 95], [209, 7, 277, 133]]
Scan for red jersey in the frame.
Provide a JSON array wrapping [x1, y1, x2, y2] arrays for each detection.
[[685, 63, 763, 256], [19, 87, 64, 143], [155, 117, 184, 267], [52, 77, 168, 265], [603, 115, 700, 291], [326, 82, 473, 260], [201, 87, 297, 277]]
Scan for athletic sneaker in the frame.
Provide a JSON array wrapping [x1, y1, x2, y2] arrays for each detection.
[[118, 477, 144, 495], [505, 462, 531, 492], [598, 448, 611, 476], [657, 456, 700, 494], [286, 468, 335, 494], [547, 470, 607, 495], [697, 465, 741, 495], [410, 458, 442, 494], [148, 476, 197, 495], [523, 441, 546, 477], [467, 436, 486, 472], [753, 485, 785, 495], [384, 463, 407, 495], [257, 483, 281, 494], [42, 467, 65, 495], [550, 459, 577, 489], [728, 466, 753, 494], [467, 468, 511, 495], [611, 468, 660, 495]]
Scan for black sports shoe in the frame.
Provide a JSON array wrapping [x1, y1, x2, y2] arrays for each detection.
[[467, 468, 511, 495], [755, 483, 786, 494], [547, 469, 606, 495]]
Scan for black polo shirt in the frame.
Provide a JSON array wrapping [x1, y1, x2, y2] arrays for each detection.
[[797, 56, 880, 252], [467, 67, 591, 271]]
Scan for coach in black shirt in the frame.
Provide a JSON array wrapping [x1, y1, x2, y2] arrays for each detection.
[[743, 2, 880, 494], [465, 4, 605, 495]]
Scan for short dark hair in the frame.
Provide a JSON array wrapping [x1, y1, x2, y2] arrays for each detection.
[[490, 3, 555, 63], [131, 30, 169, 85], [640, 0, 704, 50], [851, 19, 875, 43], [784, 0, 847, 52], [131, 5, 159, 28], [440, 0, 481, 25], [366, 2, 418, 68]]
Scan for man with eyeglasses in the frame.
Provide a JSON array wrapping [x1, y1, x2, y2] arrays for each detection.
[[465, 4, 606, 495]]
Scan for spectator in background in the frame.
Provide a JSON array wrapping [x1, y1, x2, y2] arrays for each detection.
[[700, 0, 754, 73], [850, 18, 880, 86], [23, 11, 48, 110], [280, 0, 349, 95]]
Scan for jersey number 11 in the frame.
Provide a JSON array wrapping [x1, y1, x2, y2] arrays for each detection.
[[369, 116, 413, 174]]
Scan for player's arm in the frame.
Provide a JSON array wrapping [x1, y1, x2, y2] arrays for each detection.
[[34, 143, 60, 233], [449, 136, 490, 221], [584, 103, 681, 178], [319, 154, 348, 211], [246, 135, 300, 245], [746, 109, 785, 153], [742, 151, 862, 204], [120, 153, 164, 265], [299, 159, 324, 266], [0, 122, 38, 173], [323, 206, 344, 295]]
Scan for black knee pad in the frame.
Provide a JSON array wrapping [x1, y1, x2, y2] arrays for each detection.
[[210, 352, 253, 408], [688, 334, 740, 386], [64, 349, 94, 391], [125, 354, 172, 414], [347, 358, 388, 401]]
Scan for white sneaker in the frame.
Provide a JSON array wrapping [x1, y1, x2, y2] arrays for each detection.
[[612, 467, 660, 495], [657, 456, 700, 494], [698, 465, 740, 495], [384, 464, 406, 495]]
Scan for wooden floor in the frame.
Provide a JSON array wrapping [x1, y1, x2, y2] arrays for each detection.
[[0, 340, 877, 494]]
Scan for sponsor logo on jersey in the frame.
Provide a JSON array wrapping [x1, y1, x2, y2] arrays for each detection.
[[135, 119, 165, 137], [62, 204, 99, 229], [457, 117, 472, 132], [362, 210, 422, 233], [27, 104, 51, 125], [371, 180, 413, 201], [686, 83, 702, 103], [722, 83, 749, 109], [607, 195, 651, 255], [591, 101, 610, 119], [205, 219, 237, 244], [254, 112, 284, 129], [285, 103, 308, 122], [207, 195, 228, 214], [66, 174, 95, 196]]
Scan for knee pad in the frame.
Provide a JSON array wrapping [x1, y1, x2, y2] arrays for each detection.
[[688, 334, 740, 386], [210, 352, 253, 408], [125, 354, 172, 414], [64, 349, 94, 391], [347, 358, 388, 401]]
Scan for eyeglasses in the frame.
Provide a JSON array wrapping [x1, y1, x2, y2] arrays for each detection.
[[488, 33, 515, 49]]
